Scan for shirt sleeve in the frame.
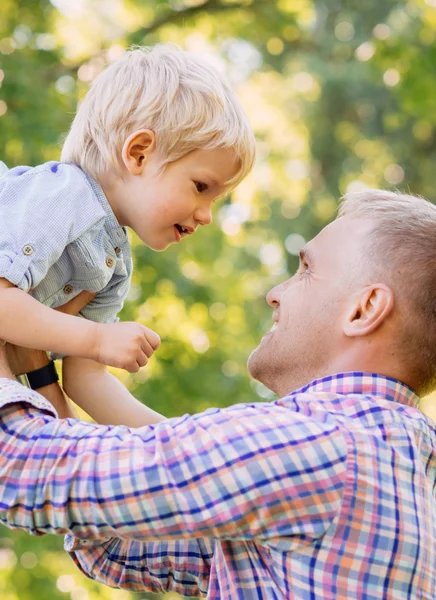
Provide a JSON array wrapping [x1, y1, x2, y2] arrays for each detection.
[[68, 537, 214, 595], [0, 380, 347, 592], [0, 162, 105, 292], [79, 271, 131, 324]]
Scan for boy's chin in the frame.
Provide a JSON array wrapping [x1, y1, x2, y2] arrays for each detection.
[[147, 239, 172, 252]]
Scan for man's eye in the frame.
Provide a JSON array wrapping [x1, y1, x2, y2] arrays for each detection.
[[299, 263, 311, 276], [195, 181, 208, 193]]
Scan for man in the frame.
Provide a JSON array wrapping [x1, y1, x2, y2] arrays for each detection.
[[0, 188, 435, 599]]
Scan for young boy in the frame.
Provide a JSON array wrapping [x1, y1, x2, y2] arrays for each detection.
[[0, 44, 255, 426]]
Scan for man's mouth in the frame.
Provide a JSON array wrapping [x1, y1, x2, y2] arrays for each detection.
[[261, 321, 278, 342]]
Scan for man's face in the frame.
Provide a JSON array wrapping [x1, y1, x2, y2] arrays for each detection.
[[248, 215, 373, 396]]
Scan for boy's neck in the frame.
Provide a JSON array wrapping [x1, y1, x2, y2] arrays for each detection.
[[97, 175, 125, 227]]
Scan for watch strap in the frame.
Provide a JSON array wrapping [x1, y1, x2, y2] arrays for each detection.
[[25, 361, 59, 390]]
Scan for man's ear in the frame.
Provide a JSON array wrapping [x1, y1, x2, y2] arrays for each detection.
[[121, 129, 156, 175], [343, 283, 394, 337]]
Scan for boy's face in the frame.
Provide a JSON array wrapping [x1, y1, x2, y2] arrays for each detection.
[[117, 146, 241, 251]]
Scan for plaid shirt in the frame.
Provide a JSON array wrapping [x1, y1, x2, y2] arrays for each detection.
[[0, 373, 435, 599]]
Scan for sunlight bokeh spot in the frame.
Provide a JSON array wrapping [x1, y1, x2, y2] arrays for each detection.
[[56, 574, 75, 592], [20, 551, 38, 569], [383, 68, 400, 87], [335, 21, 355, 42]]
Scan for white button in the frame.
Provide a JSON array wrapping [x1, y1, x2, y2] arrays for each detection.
[[23, 245, 33, 256]]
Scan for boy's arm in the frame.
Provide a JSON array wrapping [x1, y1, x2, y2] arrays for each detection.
[[63, 357, 164, 426], [0, 279, 98, 357], [4, 290, 98, 419], [0, 279, 159, 373]]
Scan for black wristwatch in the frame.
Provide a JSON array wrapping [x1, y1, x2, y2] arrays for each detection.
[[24, 361, 59, 390]]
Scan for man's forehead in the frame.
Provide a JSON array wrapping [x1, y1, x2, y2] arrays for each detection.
[[304, 215, 372, 266]]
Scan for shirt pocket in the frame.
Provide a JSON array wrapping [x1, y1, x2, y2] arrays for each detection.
[[66, 238, 112, 289]]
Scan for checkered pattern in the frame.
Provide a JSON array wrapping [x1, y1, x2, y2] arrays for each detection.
[[0, 373, 435, 598], [0, 161, 132, 326]]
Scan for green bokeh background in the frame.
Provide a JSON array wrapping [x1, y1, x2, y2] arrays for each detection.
[[1, 0, 436, 598]]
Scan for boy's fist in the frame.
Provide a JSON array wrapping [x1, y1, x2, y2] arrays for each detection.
[[94, 322, 161, 372]]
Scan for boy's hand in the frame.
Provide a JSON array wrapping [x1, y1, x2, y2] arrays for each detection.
[[94, 322, 161, 373]]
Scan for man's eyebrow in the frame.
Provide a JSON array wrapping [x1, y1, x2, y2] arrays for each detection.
[[299, 247, 314, 265]]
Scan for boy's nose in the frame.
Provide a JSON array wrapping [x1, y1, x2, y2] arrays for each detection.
[[194, 205, 213, 226]]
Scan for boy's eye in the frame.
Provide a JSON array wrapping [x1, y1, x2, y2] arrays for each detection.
[[194, 181, 208, 193]]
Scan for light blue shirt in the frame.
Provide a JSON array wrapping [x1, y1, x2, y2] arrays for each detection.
[[0, 161, 132, 326]]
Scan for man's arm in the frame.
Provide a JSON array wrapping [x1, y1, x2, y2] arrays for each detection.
[[3, 338, 76, 418], [0, 381, 347, 540], [69, 537, 214, 595]]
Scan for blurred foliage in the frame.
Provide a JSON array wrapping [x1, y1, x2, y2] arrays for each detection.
[[1, 0, 436, 598]]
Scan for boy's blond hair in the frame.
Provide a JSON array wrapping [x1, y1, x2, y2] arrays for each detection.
[[61, 44, 255, 187], [339, 188, 436, 395]]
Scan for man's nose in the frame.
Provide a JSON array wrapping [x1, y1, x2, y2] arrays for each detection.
[[266, 280, 288, 307]]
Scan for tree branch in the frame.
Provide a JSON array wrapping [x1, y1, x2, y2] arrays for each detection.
[[128, 0, 269, 43]]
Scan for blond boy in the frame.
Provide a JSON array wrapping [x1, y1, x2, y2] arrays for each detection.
[[0, 44, 255, 425]]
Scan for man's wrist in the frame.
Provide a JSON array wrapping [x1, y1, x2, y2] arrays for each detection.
[[24, 361, 59, 390]]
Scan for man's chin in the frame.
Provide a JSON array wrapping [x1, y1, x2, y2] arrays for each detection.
[[247, 345, 267, 385], [247, 344, 285, 396]]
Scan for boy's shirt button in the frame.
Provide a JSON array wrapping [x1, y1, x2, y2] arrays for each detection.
[[63, 284, 73, 294], [23, 245, 34, 256], [114, 247, 121, 255], [106, 257, 114, 267]]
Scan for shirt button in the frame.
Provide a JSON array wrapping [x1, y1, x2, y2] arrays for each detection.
[[63, 284, 73, 294], [106, 257, 114, 268], [23, 245, 34, 256], [114, 247, 121, 255]]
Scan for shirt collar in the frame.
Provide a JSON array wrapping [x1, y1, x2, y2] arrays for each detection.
[[292, 372, 419, 408], [84, 173, 128, 245]]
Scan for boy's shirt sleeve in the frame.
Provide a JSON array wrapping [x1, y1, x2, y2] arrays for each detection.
[[78, 265, 132, 325], [0, 162, 105, 292]]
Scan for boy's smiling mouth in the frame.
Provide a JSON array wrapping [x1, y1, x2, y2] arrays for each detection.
[[174, 224, 194, 242]]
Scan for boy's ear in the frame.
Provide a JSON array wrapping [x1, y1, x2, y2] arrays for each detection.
[[122, 129, 156, 175]]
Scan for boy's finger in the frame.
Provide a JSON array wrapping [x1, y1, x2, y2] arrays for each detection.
[[137, 352, 148, 368], [55, 291, 96, 317], [141, 340, 155, 358], [145, 329, 161, 350]]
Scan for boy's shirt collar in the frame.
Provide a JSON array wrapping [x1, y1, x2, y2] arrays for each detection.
[[84, 172, 128, 246]]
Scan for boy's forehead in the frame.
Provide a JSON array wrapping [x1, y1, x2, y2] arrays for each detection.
[[191, 148, 240, 180]]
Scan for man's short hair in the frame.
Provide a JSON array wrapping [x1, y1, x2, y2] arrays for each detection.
[[61, 44, 255, 186], [339, 188, 436, 396]]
